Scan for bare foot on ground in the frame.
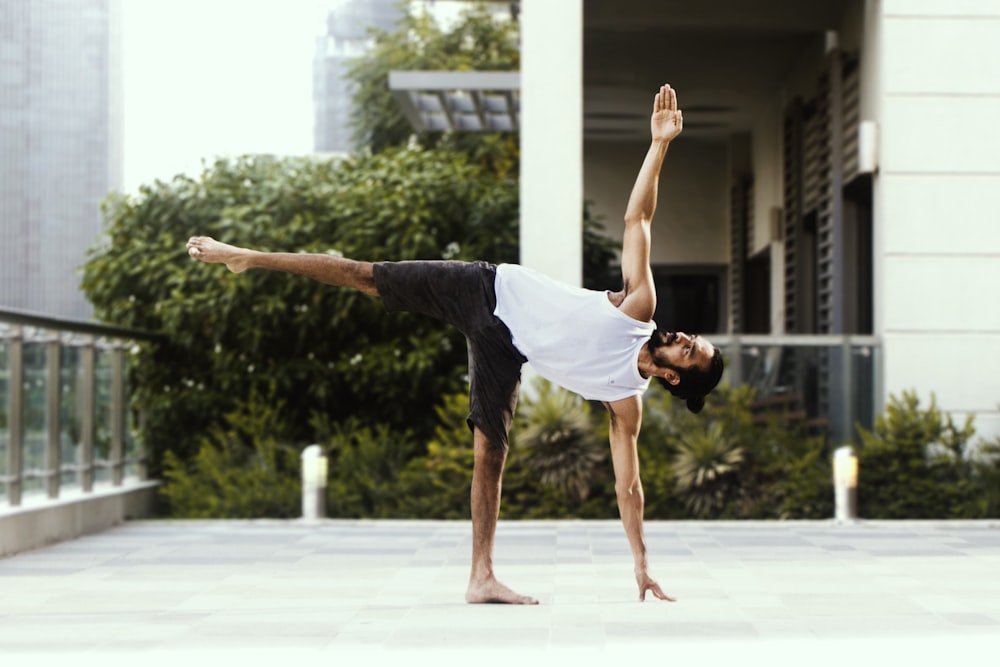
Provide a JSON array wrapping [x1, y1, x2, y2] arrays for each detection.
[[466, 577, 539, 605], [186, 236, 256, 273]]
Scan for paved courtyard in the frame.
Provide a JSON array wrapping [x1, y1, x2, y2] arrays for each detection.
[[1, 519, 999, 664]]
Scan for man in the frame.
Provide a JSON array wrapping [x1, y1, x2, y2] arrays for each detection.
[[187, 83, 723, 605]]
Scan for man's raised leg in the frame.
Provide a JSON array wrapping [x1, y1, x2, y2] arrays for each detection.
[[465, 427, 538, 605], [186, 236, 378, 296]]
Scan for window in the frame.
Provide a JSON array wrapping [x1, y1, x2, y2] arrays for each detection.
[[651, 266, 726, 334]]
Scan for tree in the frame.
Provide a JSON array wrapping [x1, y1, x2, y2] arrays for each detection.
[[83, 146, 519, 480], [346, 2, 520, 165]]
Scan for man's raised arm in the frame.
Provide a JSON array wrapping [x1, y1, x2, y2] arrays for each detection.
[[618, 84, 684, 323]]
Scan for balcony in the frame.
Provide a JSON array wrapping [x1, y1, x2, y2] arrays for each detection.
[[0, 308, 159, 555]]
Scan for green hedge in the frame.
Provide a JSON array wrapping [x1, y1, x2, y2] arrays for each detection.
[[857, 391, 1000, 518], [157, 362, 1000, 520]]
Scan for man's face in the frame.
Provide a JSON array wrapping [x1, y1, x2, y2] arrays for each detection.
[[652, 331, 714, 373]]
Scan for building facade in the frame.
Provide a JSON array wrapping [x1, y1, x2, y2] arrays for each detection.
[[513, 0, 1000, 442], [0, 0, 123, 321], [336, 0, 998, 442]]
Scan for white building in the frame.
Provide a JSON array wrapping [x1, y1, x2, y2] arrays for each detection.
[[397, 0, 1000, 443], [0, 0, 123, 320]]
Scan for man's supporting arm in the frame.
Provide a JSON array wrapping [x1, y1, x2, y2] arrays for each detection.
[[605, 395, 675, 602]]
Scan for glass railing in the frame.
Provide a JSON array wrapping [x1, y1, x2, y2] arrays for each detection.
[[0, 308, 157, 508], [712, 334, 881, 445]]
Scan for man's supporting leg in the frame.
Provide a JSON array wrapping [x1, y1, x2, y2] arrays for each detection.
[[465, 427, 539, 605], [186, 236, 378, 295]]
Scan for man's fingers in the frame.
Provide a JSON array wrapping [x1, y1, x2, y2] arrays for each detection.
[[653, 586, 677, 602], [653, 84, 678, 115], [640, 582, 677, 602]]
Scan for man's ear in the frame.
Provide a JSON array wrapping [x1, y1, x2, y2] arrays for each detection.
[[662, 370, 680, 386]]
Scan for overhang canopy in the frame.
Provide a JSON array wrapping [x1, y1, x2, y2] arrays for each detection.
[[388, 70, 520, 132]]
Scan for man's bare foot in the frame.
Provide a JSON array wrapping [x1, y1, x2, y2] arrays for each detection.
[[466, 576, 539, 605], [186, 236, 257, 273]]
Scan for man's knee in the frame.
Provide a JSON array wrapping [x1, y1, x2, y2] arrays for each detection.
[[473, 428, 507, 471]]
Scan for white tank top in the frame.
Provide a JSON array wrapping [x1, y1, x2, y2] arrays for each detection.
[[493, 263, 655, 401]]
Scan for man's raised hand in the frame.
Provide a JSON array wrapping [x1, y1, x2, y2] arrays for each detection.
[[651, 83, 683, 143]]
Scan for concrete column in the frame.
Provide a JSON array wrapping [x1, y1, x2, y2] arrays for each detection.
[[520, 0, 583, 286]]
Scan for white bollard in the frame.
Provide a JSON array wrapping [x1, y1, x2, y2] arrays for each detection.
[[301, 444, 328, 520], [833, 446, 858, 522]]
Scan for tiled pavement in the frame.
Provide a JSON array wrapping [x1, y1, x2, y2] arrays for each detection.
[[1, 519, 1000, 664]]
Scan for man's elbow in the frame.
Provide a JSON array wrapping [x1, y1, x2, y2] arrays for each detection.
[[623, 212, 652, 228], [615, 479, 644, 502]]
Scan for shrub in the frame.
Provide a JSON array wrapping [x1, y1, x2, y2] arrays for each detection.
[[670, 421, 745, 518], [640, 384, 833, 520], [857, 390, 980, 518], [971, 433, 1000, 517], [160, 391, 301, 518], [395, 393, 477, 519], [742, 420, 832, 520], [322, 417, 419, 519], [396, 384, 619, 520]]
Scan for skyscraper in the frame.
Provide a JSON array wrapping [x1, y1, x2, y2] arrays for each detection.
[[0, 0, 123, 320], [312, 0, 401, 154]]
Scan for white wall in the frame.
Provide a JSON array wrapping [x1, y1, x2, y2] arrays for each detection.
[[583, 138, 730, 268], [876, 0, 1000, 441]]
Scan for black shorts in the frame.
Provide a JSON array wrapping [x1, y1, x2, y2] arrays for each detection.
[[372, 260, 526, 450]]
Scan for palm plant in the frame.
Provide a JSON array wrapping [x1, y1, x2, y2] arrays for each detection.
[[515, 379, 606, 501], [671, 421, 744, 518]]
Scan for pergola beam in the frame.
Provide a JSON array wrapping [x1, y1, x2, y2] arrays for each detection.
[[388, 71, 521, 133]]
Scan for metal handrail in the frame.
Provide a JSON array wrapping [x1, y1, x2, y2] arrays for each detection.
[[711, 334, 880, 346], [0, 306, 160, 341]]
